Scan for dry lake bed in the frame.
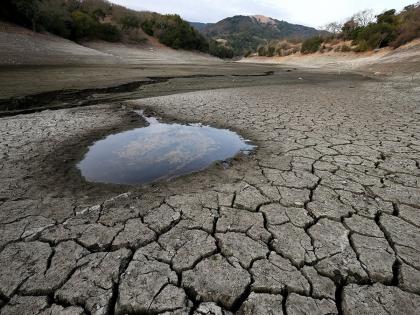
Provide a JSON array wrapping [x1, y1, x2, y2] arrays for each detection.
[[0, 63, 419, 315]]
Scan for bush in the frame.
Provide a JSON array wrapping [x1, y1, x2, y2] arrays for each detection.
[[390, 4, 420, 48], [266, 45, 275, 57], [120, 15, 140, 30], [340, 44, 352, 52], [37, 0, 73, 38], [97, 23, 121, 42], [353, 40, 369, 52], [71, 10, 97, 39], [301, 36, 323, 54], [209, 40, 234, 59]]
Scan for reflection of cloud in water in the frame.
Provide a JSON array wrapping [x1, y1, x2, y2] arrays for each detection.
[[117, 125, 219, 169], [78, 119, 254, 185]]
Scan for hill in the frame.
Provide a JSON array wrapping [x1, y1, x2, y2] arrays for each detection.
[[200, 15, 323, 55], [0, 0, 231, 58], [0, 21, 220, 65], [189, 22, 213, 32]]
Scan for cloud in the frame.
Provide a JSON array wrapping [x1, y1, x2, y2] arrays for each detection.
[[111, 0, 415, 27]]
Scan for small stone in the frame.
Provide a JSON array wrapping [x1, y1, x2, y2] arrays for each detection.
[[343, 283, 420, 315], [237, 292, 283, 315], [251, 252, 310, 294], [286, 293, 337, 315], [182, 254, 251, 309], [216, 232, 268, 268], [399, 263, 420, 294]]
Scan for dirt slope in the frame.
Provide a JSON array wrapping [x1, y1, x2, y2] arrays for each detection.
[[0, 22, 220, 65], [241, 39, 420, 75], [0, 22, 119, 65]]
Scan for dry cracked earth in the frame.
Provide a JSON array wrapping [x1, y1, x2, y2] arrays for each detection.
[[0, 71, 420, 315]]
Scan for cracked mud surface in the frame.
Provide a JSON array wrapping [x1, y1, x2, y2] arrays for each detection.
[[1, 69, 420, 314]]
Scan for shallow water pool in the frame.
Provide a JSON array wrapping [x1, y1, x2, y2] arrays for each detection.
[[77, 112, 255, 185]]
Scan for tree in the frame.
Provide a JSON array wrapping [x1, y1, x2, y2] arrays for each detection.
[[341, 19, 360, 40], [323, 22, 343, 36], [353, 9, 375, 27], [120, 15, 140, 30], [1, 0, 41, 31], [301, 36, 323, 54], [71, 10, 97, 39]]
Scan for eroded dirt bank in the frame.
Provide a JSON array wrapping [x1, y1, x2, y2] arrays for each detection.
[[0, 67, 420, 314]]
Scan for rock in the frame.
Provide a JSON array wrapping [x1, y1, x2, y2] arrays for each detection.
[[301, 266, 336, 300], [379, 214, 420, 269], [159, 227, 217, 272], [342, 283, 420, 315], [216, 232, 268, 268], [270, 222, 316, 266], [55, 248, 131, 315], [308, 219, 368, 281], [216, 207, 271, 243], [21, 241, 89, 294], [233, 183, 270, 211], [338, 191, 393, 218], [0, 242, 51, 298], [116, 253, 187, 314], [237, 292, 283, 315], [166, 192, 219, 233], [264, 169, 319, 189], [251, 252, 310, 294], [398, 204, 420, 228], [350, 234, 394, 282], [194, 302, 224, 315], [260, 204, 312, 228], [0, 216, 55, 249], [40, 223, 123, 251], [277, 187, 311, 207], [343, 215, 383, 237], [399, 263, 420, 294], [286, 293, 337, 315], [39, 305, 86, 315], [182, 254, 251, 309], [0, 295, 49, 315], [111, 218, 156, 249], [76, 223, 123, 251], [307, 186, 354, 220], [143, 203, 181, 234]]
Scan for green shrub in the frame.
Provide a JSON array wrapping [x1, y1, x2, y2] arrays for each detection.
[[340, 44, 352, 52], [120, 15, 140, 30], [353, 40, 369, 52], [390, 4, 420, 48], [209, 40, 234, 59], [71, 10, 97, 39], [37, 0, 73, 38], [97, 23, 121, 42], [267, 46, 275, 57], [301, 37, 323, 54]]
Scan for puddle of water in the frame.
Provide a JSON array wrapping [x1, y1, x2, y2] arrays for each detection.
[[77, 111, 255, 185]]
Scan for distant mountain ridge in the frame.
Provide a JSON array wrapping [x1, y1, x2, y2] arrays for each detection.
[[190, 15, 323, 55]]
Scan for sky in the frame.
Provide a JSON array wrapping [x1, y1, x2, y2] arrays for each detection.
[[111, 0, 416, 28]]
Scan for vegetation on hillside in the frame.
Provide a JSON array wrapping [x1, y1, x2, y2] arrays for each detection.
[[0, 0, 232, 58], [255, 3, 420, 57], [201, 15, 322, 56]]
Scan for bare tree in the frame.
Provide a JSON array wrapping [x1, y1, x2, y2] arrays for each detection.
[[323, 22, 343, 35], [352, 9, 375, 27]]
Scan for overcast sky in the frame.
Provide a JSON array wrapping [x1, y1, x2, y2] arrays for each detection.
[[111, 0, 415, 27]]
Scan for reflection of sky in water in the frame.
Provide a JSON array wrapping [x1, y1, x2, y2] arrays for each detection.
[[77, 120, 255, 185]]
